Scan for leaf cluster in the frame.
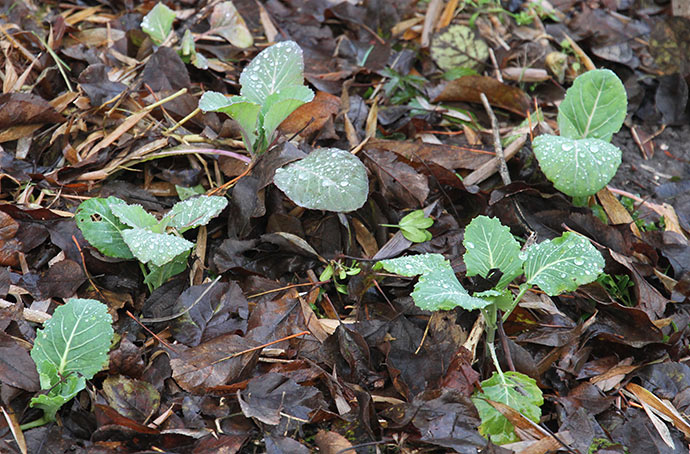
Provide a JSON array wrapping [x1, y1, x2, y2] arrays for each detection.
[[26, 299, 113, 429], [472, 371, 543, 444], [199, 41, 315, 155], [380, 210, 434, 243], [532, 69, 627, 197], [377, 215, 604, 444], [378, 216, 604, 312], [75, 195, 227, 289]]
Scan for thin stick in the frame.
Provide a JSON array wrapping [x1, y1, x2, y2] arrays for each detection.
[[72, 235, 105, 301], [126, 310, 178, 353], [480, 93, 511, 185], [212, 331, 309, 364], [247, 281, 328, 299], [415, 312, 435, 354], [165, 107, 201, 134]]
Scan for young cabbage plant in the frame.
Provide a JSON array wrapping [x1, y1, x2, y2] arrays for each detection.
[[377, 215, 604, 444], [380, 209, 434, 243], [532, 69, 627, 200], [23, 299, 114, 430], [319, 260, 361, 294], [199, 41, 314, 155], [200, 41, 369, 213], [75, 195, 227, 291]]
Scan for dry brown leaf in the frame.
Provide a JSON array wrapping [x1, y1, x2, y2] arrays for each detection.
[[434, 75, 532, 116]]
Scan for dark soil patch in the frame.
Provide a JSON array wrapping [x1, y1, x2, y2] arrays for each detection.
[[612, 124, 690, 198]]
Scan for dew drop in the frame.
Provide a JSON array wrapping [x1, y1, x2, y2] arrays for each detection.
[[466, 242, 475, 249], [574, 258, 584, 266], [562, 143, 574, 152]]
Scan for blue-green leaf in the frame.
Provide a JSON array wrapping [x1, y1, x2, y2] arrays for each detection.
[[30, 298, 113, 389], [162, 195, 228, 232], [30, 374, 85, 422], [110, 203, 158, 230], [75, 197, 133, 259], [141, 2, 176, 46], [121, 228, 193, 267], [240, 41, 307, 105], [557, 69, 627, 142], [523, 232, 604, 296], [463, 216, 523, 289], [261, 85, 315, 143], [378, 253, 489, 311], [274, 148, 368, 212], [198, 92, 261, 150], [532, 135, 621, 197], [412, 268, 491, 311], [378, 253, 449, 276], [472, 371, 543, 445], [144, 251, 189, 289]]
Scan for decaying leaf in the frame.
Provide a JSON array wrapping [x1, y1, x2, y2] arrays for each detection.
[[431, 25, 489, 72]]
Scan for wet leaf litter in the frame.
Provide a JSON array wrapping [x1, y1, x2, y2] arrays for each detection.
[[1, 0, 690, 452]]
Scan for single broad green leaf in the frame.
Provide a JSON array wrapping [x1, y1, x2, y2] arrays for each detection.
[[412, 268, 491, 311], [141, 2, 176, 46], [378, 253, 449, 276], [199, 92, 260, 151], [144, 250, 189, 289], [121, 228, 193, 267], [523, 232, 605, 296], [532, 135, 622, 197], [75, 197, 133, 259], [557, 69, 627, 142], [162, 195, 228, 232], [273, 148, 369, 212], [175, 184, 205, 201], [31, 298, 114, 391], [400, 227, 432, 243], [399, 210, 434, 230], [192, 52, 209, 70], [239, 41, 305, 105], [30, 374, 85, 422], [261, 85, 315, 143], [378, 254, 489, 311], [431, 24, 489, 72], [463, 216, 523, 289], [208, 1, 253, 48], [472, 371, 543, 445], [110, 203, 158, 230]]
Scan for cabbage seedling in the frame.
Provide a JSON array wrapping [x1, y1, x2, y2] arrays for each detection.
[[23, 299, 113, 429], [377, 215, 604, 443], [75, 195, 227, 290], [532, 69, 627, 199]]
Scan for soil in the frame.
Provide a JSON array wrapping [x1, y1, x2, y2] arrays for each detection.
[[612, 124, 690, 199]]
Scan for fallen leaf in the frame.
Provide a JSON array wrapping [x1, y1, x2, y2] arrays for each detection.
[[434, 75, 532, 116]]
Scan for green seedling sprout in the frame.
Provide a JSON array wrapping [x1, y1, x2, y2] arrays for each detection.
[[320, 260, 362, 294], [200, 42, 369, 213], [380, 210, 434, 243]]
